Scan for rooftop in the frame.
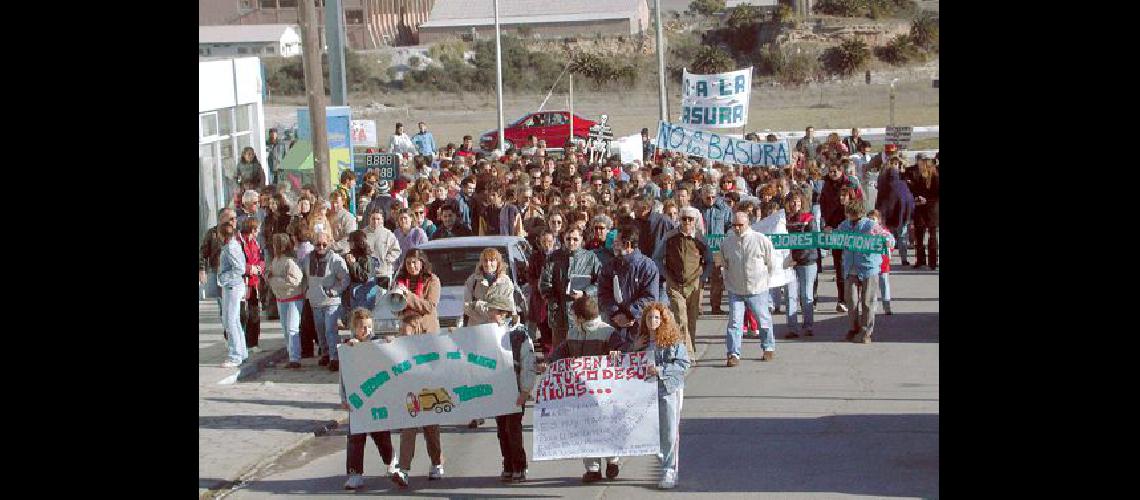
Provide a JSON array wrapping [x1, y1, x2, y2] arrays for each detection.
[[420, 0, 644, 28], [199, 24, 298, 44]]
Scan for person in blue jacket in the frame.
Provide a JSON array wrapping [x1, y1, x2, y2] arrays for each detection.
[[599, 227, 660, 350], [836, 201, 883, 344]]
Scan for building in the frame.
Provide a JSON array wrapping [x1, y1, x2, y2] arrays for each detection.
[[199, 24, 302, 57], [199, 57, 266, 243], [417, 0, 650, 44], [199, 0, 435, 49], [726, 0, 779, 8]]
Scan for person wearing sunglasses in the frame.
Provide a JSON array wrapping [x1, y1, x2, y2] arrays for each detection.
[[585, 215, 612, 251], [720, 209, 778, 367], [658, 207, 712, 353], [539, 227, 602, 354]]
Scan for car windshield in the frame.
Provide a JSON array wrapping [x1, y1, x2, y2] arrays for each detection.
[[419, 246, 510, 287]]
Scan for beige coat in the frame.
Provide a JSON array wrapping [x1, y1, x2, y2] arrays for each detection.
[[463, 272, 516, 326], [398, 274, 441, 335], [267, 256, 305, 300]]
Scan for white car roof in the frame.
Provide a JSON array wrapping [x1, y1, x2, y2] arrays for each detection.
[[414, 236, 526, 250]]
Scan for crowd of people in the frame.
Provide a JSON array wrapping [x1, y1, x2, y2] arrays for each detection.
[[198, 121, 939, 490]]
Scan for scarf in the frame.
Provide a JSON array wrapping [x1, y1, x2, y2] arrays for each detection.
[[308, 251, 328, 278], [398, 274, 427, 298]]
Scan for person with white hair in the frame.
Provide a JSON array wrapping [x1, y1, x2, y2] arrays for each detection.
[[659, 206, 712, 352]]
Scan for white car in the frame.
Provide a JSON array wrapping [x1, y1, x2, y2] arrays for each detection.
[[372, 236, 533, 334]]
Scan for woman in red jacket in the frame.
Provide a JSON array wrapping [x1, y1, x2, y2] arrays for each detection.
[[238, 217, 264, 352]]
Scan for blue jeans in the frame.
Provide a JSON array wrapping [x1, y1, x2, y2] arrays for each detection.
[[222, 283, 248, 364], [788, 265, 816, 331], [312, 304, 342, 360], [769, 285, 785, 311], [726, 291, 774, 357], [658, 387, 682, 473], [894, 226, 909, 263], [878, 272, 891, 304], [277, 299, 303, 362]]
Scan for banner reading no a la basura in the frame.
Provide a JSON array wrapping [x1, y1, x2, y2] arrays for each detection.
[[656, 121, 791, 166], [533, 352, 660, 461], [337, 324, 519, 434]]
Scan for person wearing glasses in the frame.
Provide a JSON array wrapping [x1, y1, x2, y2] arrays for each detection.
[[599, 227, 660, 354], [546, 213, 566, 243], [540, 227, 602, 354], [657, 207, 712, 353], [585, 215, 612, 251], [301, 231, 350, 371], [410, 202, 436, 239], [721, 209, 778, 367]]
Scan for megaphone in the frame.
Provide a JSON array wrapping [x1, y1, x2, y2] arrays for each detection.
[[384, 288, 408, 313]]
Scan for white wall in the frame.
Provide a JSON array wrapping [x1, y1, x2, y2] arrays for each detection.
[[280, 27, 302, 57]]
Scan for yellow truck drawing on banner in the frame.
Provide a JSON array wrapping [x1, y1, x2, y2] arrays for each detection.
[[406, 388, 455, 417]]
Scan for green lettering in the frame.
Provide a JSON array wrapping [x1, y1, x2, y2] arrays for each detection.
[[360, 370, 391, 397], [453, 384, 495, 402], [370, 407, 388, 420], [391, 360, 412, 377], [466, 353, 497, 370], [414, 352, 441, 365], [348, 393, 364, 409], [446, 350, 461, 360]]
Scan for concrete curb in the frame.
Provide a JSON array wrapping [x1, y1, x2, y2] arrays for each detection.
[[216, 348, 289, 385]]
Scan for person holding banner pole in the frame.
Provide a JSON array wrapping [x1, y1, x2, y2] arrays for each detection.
[[783, 193, 818, 338], [485, 293, 537, 483], [836, 201, 882, 344], [340, 308, 397, 490], [627, 303, 691, 489], [389, 250, 445, 487]]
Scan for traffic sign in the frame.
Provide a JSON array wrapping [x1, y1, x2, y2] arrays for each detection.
[[885, 126, 913, 148]]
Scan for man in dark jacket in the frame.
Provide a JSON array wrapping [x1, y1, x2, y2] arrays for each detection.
[[820, 165, 854, 312], [875, 165, 915, 266], [661, 207, 712, 352], [430, 203, 472, 240], [540, 227, 602, 353], [697, 185, 732, 315], [599, 228, 660, 350], [636, 197, 676, 259]]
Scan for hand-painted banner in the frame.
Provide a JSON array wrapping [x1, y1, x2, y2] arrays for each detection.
[[752, 210, 790, 287], [681, 67, 752, 128], [767, 231, 887, 254], [336, 324, 519, 434], [656, 121, 791, 166], [532, 352, 661, 461]]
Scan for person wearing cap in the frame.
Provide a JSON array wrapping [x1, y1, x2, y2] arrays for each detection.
[[658, 206, 712, 352], [484, 287, 537, 483]]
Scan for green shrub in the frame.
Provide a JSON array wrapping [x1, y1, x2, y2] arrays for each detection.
[[689, 0, 726, 16], [814, 0, 917, 18], [910, 11, 938, 51], [427, 38, 468, 65], [874, 33, 923, 65], [690, 45, 736, 74], [820, 39, 870, 76]]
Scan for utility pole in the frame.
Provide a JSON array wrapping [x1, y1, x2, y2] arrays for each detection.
[[494, 0, 506, 152], [300, 0, 330, 197], [325, 0, 348, 106], [889, 78, 899, 144], [654, 0, 668, 122], [569, 72, 574, 148]]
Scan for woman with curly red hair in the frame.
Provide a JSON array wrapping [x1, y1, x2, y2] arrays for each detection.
[[628, 302, 691, 489]]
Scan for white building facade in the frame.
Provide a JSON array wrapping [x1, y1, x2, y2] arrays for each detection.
[[199, 57, 266, 242], [199, 24, 302, 58]]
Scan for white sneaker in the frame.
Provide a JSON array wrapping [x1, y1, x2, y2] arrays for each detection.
[[221, 360, 241, 368], [658, 469, 677, 489], [387, 462, 399, 475], [249, 346, 261, 353], [429, 464, 444, 480], [344, 474, 365, 490]]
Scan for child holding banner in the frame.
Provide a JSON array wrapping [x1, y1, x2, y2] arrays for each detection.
[[485, 292, 538, 483], [340, 308, 397, 490], [627, 303, 690, 489], [867, 210, 896, 315]]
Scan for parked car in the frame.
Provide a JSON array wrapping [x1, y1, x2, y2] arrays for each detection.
[[372, 236, 533, 334], [479, 111, 596, 152]]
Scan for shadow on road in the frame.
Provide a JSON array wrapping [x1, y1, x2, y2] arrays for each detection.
[[676, 413, 938, 497], [232, 473, 568, 497], [199, 414, 337, 432], [689, 312, 939, 346]]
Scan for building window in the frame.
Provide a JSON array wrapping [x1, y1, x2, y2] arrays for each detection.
[[346, 9, 364, 24], [236, 104, 253, 133], [260, 0, 277, 8], [200, 113, 219, 139], [237, 47, 248, 54], [266, 46, 275, 54], [278, 0, 297, 7]]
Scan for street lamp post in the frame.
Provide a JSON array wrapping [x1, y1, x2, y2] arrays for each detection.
[[889, 78, 899, 132], [494, 0, 505, 153]]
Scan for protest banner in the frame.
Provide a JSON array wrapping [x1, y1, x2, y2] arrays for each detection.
[[761, 231, 887, 254], [752, 210, 790, 287], [336, 324, 520, 434], [656, 121, 791, 166], [533, 352, 661, 461], [617, 134, 642, 165], [680, 67, 752, 129]]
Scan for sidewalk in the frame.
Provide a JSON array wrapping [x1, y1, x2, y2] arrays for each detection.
[[199, 302, 347, 498]]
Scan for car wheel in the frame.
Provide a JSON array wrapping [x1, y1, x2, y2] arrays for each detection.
[[434, 406, 444, 413], [444, 404, 452, 412]]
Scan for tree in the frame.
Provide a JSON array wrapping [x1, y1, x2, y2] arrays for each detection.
[[688, 0, 725, 16], [874, 33, 923, 65], [725, 5, 763, 54], [820, 39, 870, 76], [690, 45, 735, 74], [910, 11, 939, 51]]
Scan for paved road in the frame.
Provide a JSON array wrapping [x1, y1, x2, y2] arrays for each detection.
[[200, 254, 938, 499]]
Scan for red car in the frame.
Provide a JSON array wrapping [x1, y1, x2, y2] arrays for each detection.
[[479, 111, 596, 152]]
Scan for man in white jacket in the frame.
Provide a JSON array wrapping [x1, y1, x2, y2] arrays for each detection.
[[363, 210, 402, 288], [720, 209, 778, 367]]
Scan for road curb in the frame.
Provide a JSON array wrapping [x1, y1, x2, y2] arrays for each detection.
[[216, 348, 289, 385]]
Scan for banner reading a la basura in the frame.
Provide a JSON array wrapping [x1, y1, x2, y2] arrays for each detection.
[[337, 324, 519, 434], [656, 121, 791, 166], [680, 67, 752, 128], [532, 352, 661, 461]]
